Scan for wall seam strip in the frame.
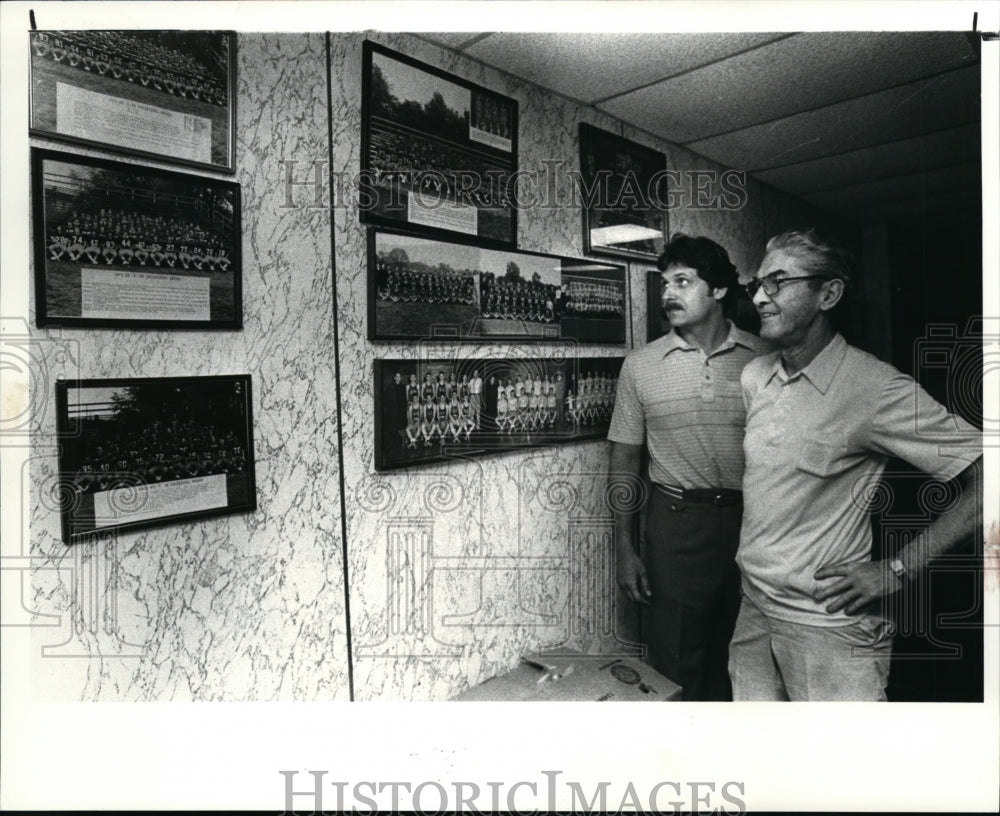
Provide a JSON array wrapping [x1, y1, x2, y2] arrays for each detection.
[[326, 30, 355, 703]]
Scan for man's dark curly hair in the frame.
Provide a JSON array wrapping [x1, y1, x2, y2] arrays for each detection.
[[656, 233, 739, 313]]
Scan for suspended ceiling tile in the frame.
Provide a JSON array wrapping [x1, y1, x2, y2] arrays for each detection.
[[457, 32, 785, 104], [802, 163, 982, 212], [754, 123, 981, 194], [687, 64, 980, 171], [598, 31, 976, 145]]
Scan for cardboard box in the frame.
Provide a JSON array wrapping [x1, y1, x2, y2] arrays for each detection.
[[452, 647, 682, 701]]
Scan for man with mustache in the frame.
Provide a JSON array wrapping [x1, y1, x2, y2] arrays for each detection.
[[607, 233, 767, 700], [732, 229, 981, 700]]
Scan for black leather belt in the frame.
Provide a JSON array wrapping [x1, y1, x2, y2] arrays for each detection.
[[656, 482, 743, 507]]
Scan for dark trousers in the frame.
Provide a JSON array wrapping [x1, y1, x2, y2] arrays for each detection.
[[642, 490, 743, 701]]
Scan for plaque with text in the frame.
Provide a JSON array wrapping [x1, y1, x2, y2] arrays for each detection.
[[30, 30, 236, 173], [32, 148, 242, 329], [55, 375, 256, 544]]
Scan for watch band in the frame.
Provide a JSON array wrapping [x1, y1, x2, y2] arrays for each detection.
[[889, 557, 907, 583]]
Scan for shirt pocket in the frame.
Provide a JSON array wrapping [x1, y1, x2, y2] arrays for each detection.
[[794, 436, 853, 477]]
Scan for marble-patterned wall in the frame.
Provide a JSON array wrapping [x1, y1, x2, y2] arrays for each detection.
[[27, 33, 351, 701]]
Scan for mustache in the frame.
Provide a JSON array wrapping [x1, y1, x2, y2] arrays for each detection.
[[663, 300, 684, 309]]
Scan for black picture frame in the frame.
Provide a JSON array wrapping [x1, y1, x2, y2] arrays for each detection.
[[55, 375, 256, 544], [369, 227, 627, 344], [32, 148, 243, 330], [579, 123, 668, 262], [646, 269, 670, 342], [360, 40, 519, 248], [374, 356, 625, 471], [29, 30, 237, 174]]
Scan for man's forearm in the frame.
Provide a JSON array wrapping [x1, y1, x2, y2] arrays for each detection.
[[897, 458, 982, 575], [608, 441, 644, 554], [613, 509, 637, 555]]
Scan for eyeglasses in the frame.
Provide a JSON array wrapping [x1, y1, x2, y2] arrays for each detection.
[[745, 272, 837, 298]]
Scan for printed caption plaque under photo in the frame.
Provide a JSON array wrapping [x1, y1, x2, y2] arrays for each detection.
[[369, 228, 627, 344], [374, 356, 625, 472], [55, 375, 257, 544], [32, 148, 242, 330], [361, 40, 519, 248], [29, 30, 236, 173]]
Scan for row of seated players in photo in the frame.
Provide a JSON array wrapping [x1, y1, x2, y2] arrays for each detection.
[[48, 233, 232, 272], [368, 130, 510, 208], [376, 262, 476, 305], [376, 259, 623, 321], [400, 388, 612, 447], [558, 280, 625, 316], [396, 372, 617, 447], [68, 429, 247, 494], [48, 208, 231, 271], [480, 274, 560, 322], [406, 370, 616, 403], [482, 272, 624, 320], [481, 291, 557, 322], [480, 284, 624, 321], [31, 31, 227, 106]]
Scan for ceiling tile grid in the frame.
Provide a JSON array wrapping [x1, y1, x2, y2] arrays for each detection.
[[418, 31, 982, 224], [753, 123, 980, 194], [597, 31, 977, 144], [457, 32, 787, 104], [686, 65, 981, 170]]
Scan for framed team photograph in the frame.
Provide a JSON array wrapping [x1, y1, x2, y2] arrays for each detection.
[[29, 30, 236, 173], [361, 40, 518, 248], [369, 228, 627, 344], [374, 356, 625, 471], [32, 148, 242, 329], [54, 375, 256, 544], [579, 123, 668, 261]]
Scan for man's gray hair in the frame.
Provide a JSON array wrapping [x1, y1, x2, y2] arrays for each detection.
[[765, 229, 853, 286]]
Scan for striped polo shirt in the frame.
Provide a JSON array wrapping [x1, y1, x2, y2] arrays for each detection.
[[608, 322, 765, 489]]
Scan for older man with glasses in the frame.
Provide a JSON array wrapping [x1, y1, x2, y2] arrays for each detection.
[[730, 229, 982, 701]]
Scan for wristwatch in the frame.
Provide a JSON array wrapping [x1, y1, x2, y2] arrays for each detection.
[[889, 558, 908, 584]]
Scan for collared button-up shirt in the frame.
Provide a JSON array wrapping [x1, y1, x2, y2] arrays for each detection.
[[738, 333, 981, 627], [608, 322, 764, 490]]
